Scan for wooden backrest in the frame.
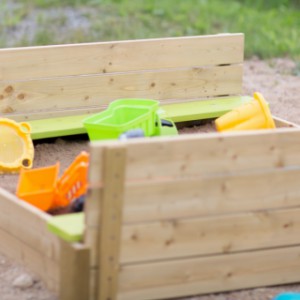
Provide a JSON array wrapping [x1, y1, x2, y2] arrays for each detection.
[[0, 34, 244, 121], [86, 128, 300, 300]]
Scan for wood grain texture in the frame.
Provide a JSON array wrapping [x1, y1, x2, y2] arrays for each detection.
[[0, 188, 60, 292], [122, 167, 300, 223], [97, 146, 126, 300], [0, 65, 242, 117], [0, 226, 59, 292], [59, 241, 90, 300], [0, 34, 243, 80], [118, 245, 300, 300], [121, 206, 300, 263], [0, 188, 60, 261], [121, 128, 300, 180]]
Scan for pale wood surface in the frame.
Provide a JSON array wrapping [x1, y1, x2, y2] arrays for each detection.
[[0, 188, 60, 261], [97, 146, 127, 300], [0, 226, 59, 292], [59, 241, 90, 300], [0, 65, 242, 117], [0, 188, 60, 292], [84, 144, 104, 269], [121, 206, 300, 263], [118, 245, 300, 300], [0, 34, 243, 80], [120, 128, 300, 179], [122, 167, 300, 223]]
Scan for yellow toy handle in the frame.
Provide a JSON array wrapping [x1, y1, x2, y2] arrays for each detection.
[[20, 122, 31, 134], [21, 158, 32, 169]]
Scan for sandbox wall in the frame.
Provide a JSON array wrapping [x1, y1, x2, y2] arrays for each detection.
[[0, 34, 243, 121], [85, 128, 300, 300]]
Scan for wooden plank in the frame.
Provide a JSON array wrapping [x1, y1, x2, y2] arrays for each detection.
[[0, 226, 59, 293], [161, 96, 252, 122], [23, 95, 249, 140], [0, 65, 242, 117], [118, 245, 300, 300], [84, 143, 105, 294], [121, 207, 300, 263], [0, 188, 60, 293], [29, 114, 90, 139], [59, 240, 90, 300], [0, 34, 243, 80], [0, 188, 60, 262], [121, 128, 300, 180], [85, 144, 104, 228], [97, 146, 127, 300], [7, 106, 101, 122], [122, 167, 300, 223]]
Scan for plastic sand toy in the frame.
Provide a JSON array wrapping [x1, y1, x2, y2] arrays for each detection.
[[0, 118, 34, 173], [273, 293, 300, 300], [55, 151, 89, 208], [16, 163, 60, 211], [16, 151, 89, 211], [83, 98, 160, 140], [215, 92, 276, 132]]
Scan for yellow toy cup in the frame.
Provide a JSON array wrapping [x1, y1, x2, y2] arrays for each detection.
[[215, 92, 276, 132]]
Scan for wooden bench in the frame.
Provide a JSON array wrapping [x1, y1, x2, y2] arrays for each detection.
[[1, 33, 300, 300]]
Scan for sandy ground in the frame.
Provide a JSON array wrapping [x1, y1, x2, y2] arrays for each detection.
[[0, 58, 300, 299]]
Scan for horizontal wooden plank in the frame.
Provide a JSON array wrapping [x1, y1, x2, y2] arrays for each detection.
[[160, 95, 251, 122], [0, 65, 242, 116], [0, 188, 60, 262], [121, 206, 300, 263], [120, 128, 300, 180], [10, 96, 250, 139], [6, 106, 101, 122], [122, 167, 300, 223], [0, 34, 243, 80], [118, 245, 300, 300]]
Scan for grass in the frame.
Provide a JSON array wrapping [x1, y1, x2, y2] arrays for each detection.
[[0, 0, 299, 59]]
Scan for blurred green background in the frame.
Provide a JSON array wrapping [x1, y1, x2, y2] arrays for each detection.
[[0, 0, 299, 59]]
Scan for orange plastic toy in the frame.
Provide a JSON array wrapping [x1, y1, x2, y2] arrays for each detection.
[[0, 118, 34, 173], [215, 92, 276, 132], [16, 163, 60, 211], [16, 152, 89, 211], [55, 151, 89, 208]]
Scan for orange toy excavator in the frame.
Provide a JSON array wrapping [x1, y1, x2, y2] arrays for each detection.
[[16, 151, 89, 211]]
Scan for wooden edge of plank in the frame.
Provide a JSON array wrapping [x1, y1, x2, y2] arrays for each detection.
[[0, 187, 51, 221], [97, 145, 127, 300], [273, 115, 300, 128], [59, 240, 90, 300], [0, 33, 244, 52]]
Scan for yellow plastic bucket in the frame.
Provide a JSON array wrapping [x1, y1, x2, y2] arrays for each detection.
[[0, 118, 34, 173], [215, 92, 276, 132]]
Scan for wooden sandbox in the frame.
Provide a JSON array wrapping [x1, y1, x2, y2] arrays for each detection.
[[1, 33, 300, 300]]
